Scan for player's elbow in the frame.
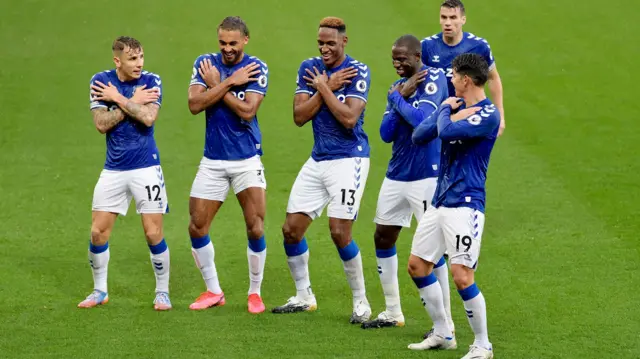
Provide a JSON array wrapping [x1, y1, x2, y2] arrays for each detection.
[[188, 98, 203, 115], [239, 109, 257, 121], [341, 117, 358, 130], [293, 113, 309, 127], [95, 125, 108, 134]]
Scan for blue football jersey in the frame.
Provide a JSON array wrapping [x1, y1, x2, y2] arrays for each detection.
[[421, 32, 495, 96], [380, 65, 449, 182], [190, 53, 269, 161], [89, 70, 163, 171], [431, 98, 500, 212], [295, 55, 370, 161]]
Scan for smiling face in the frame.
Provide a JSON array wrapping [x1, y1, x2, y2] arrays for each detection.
[[218, 29, 248, 65], [317, 27, 347, 68], [392, 45, 420, 78]]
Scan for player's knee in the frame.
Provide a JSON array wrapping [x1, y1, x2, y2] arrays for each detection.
[[451, 265, 474, 289], [329, 224, 351, 247], [281, 222, 302, 244], [145, 226, 162, 243], [246, 216, 264, 240], [90, 227, 109, 246], [407, 255, 432, 277], [373, 226, 397, 249], [188, 220, 208, 238]]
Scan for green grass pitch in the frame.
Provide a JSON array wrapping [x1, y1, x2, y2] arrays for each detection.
[[1, 0, 639, 358]]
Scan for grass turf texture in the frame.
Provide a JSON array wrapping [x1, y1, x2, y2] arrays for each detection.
[[0, 0, 639, 358]]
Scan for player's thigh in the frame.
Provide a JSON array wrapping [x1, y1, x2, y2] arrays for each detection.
[[92, 169, 131, 216], [286, 158, 330, 220], [407, 177, 438, 223], [325, 157, 370, 220], [229, 155, 267, 195], [441, 207, 486, 269], [129, 165, 169, 215], [374, 177, 413, 228], [190, 157, 231, 202], [410, 206, 446, 265]]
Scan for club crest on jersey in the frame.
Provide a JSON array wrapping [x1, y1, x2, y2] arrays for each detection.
[[425, 82, 438, 95], [356, 79, 367, 93]]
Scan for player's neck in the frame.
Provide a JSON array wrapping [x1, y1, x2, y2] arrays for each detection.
[[115, 69, 135, 82], [442, 32, 463, 46], [462, 88, 487, 107]]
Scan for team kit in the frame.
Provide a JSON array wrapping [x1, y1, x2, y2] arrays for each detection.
[[82, 1, 505, 357]]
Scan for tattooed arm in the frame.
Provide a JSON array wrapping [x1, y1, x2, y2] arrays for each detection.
[[115, 98, 160, 127], [92, 107, 125, 134]]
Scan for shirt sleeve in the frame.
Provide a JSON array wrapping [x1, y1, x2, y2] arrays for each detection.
[[246, 59, 269, 96]]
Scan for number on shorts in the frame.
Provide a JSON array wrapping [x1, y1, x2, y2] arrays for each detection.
[[340, 189, 356, 206], [423, 200, 428, 212], [455, 235, 472, 252], [145, 185, 161, 201]]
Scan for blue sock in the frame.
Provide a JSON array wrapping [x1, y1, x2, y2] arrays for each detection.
[[190, 234, 211, 249], [89, 241, 109, 254], [148, 238, 168, 254], [248, 235, 266, 253], [284, 237, 308, 257], [337, 240, 360, 261], [412, 273, 438, 289]]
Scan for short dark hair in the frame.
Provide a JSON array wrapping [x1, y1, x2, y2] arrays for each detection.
[[394, 34, 421, 55], [441, 0, 465, 15], [452, 53, 488, 86], [218, 16, 250, 37], [112, 36, 142, 53], [319, 17, 346, 34]]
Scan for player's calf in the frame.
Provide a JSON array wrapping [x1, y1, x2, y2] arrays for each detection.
[[330, 219, 371, 323], [452, 264, 492, 354]]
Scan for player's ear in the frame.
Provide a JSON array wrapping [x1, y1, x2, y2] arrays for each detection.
[[461, 15, 467, 25], [113, 54, 121, 69], [342, 35, 348, 46], [243, 36, 249, 45]]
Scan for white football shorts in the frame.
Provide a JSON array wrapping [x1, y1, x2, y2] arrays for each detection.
[[374, 177, 437, 228], [92, 165, 169, 216], [411, 206, 486, 269], [190, 155, 266, 202], [286, 157, 370, 220]]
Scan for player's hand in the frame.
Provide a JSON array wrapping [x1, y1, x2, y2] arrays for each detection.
[[399, 69, 428, 98], [442, 97, 464, 110], [91, 81, 121, 103], [228, 62, 261, 86], [326, 67, 358, 91], [304, 67, 329, 89], [451, 107, 481, 122], [130, 84, 160, 105], [498, 118, 505, 136], [388, 82, 404, 95], [199, 58, 221, 88]]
